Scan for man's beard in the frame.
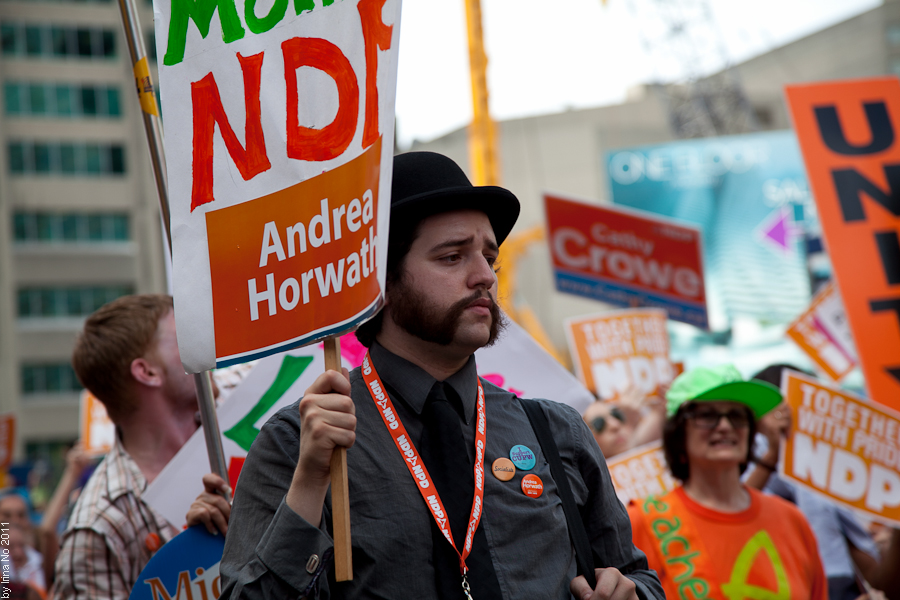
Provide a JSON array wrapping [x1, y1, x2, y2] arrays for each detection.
[[387, 277, 506, 347]]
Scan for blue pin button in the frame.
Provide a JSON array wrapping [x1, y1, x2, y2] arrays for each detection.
[[509, 445, 536, 471]]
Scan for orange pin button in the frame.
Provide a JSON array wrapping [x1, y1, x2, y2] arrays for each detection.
[[144, 532, 162, 552], [491, 457, 516, 481], [521, 474, 543, 498]]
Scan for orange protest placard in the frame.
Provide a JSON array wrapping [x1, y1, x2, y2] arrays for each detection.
[[0, 413, 15, 471], [206, 138, 383, 365], [606, 441, 676, 505], [781, 370, 900, 526], [786, 77, 900, 413], [786, 281, 858, 381], [79, 390, 116, 456], [565, 308, 673, 401]]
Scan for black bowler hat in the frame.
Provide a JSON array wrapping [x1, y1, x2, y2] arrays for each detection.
[[390, 152, 520, 245]]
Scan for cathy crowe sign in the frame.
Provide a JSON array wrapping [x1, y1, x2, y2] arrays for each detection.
[[781, 370, 900, 526], [545, 193, 707, 329], [565, 308, 674, 401], [153, 0, 401, 371]]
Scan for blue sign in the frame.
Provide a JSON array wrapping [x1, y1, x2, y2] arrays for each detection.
[[129, 526, 225, 600], [606, 130, 816, 328]]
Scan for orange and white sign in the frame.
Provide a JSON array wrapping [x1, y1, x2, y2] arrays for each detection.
[[606, 441, 676, 504], [781, 370, 900, 526], [786, 77, 900, 413], [0, 413, 15, 471], [79, 390, 116, 457], [565, 308, 674, 401], [154, 0, 401, 371], [787, 281, 858, 381]]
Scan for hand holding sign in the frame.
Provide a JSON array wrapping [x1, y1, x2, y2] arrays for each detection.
[[286, 354, 355, 536]]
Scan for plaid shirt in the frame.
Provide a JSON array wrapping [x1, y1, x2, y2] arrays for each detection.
[[52, 439, 179, 600]]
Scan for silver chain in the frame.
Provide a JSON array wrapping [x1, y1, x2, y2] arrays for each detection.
[[461, 572, 473, 600]]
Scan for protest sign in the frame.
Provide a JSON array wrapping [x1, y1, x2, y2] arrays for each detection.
[[781, 370, 900, 526], [474, 318, 595, 415], [565, 308, 674, 402], [129, 526, 225, 600], [153, 0, 402, 373], [605, 131, 814, 328], [0, 413, 14, 472], [545, 193, 707, 329], [786, 281, 858, 381], [786, 77, 900, 414], [79, 390, 116, 457], [606, 441, 676, 505]]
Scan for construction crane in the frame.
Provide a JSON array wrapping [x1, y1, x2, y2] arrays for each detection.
[[462, 0, 566, 365], [622, 0, 758, 138]]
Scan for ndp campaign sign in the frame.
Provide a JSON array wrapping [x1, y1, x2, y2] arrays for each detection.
[[781, 370, 900, 526], [153, 0, 401, 371], [606, 441, 677, 505], [545, 193, 707, 328], [786, 281, 858, 382], [565, 308, 674, 401]]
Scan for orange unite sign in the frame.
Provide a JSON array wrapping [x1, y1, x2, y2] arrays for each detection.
[[565, 308, 673, 402], [786, 77, 900, 413], [781, 370, 900, 526]]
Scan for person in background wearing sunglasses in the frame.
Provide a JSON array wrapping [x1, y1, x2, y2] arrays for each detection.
[[627, 364, 827, 600], [583, 403, 633, 459], [583, 385, 667, 459]]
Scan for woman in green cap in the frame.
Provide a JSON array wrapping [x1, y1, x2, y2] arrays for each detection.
[[627, 364, 827, 600]]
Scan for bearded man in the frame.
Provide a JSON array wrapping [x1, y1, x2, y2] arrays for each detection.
[[220, 152, 663, 600]]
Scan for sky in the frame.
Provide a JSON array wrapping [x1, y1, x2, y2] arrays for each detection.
[[393, 0, 882, 148]]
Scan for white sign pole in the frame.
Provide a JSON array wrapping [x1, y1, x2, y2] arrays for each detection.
[[116, 0, 229, 492]]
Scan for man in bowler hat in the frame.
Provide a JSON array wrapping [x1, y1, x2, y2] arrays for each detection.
[[220, 152, 663, 600]]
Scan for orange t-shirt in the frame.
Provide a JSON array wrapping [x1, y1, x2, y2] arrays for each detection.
[[628, 486, 827, 600]]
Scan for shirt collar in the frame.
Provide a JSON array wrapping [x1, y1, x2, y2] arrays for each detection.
[[105, 437, 148, 502], [369, 342, 478, 424]]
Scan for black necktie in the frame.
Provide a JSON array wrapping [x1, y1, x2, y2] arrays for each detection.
[[419, 381, 502, 600]]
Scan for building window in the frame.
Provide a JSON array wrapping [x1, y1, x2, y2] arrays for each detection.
[[18, 285, 133, 318], [888, 24, 900, 47], [21, 363, 82, 395], [0, 23, 115, 59], [13, 212, 129, 242], [8, 141, 126, 175]]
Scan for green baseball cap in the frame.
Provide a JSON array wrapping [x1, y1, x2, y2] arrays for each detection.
[[665, 364, 782, 420]]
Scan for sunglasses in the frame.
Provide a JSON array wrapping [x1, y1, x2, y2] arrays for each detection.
[[590, 407, 626, 434], [686, 406, 750, 430]]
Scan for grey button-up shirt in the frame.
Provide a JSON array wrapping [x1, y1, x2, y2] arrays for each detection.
[[220, 343, 664, 599]]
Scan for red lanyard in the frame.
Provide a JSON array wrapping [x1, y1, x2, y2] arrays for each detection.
[[362, 351, 487, 576]]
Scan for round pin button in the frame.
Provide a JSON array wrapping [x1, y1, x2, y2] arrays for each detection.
[[509, 445, 536, 470], [491, 458, 516, 481], [521, 474, 543, 498]]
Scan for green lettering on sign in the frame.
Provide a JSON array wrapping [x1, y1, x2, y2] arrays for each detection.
[[245, 0, 288, 34], [721, 530, 791, 600], [224, 354, 313, 451], [164, 0, 245, 66]]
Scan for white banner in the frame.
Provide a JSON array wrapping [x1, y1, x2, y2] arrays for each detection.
[[154, 0, 402, 372]]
